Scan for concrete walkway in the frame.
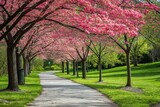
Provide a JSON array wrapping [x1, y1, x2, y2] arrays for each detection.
[[28, 71, 118, 107]]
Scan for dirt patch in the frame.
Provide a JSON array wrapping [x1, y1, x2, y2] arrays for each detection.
[[121, 87, 143, 94]]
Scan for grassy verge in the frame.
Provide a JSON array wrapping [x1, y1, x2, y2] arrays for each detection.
[[56, 62, 160, 107], [0, 71, 42, 107]]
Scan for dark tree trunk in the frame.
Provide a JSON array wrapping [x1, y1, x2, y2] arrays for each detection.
[[6, 46, 19, 91], [98, 57, 102, 82], [23, 58, 29, 77], [125, 52, 132, 87], [81, 59, 86, 79], [73, 60, 76, 76], [16, 50, 24, 85], [133, 56, 138, 67], [86, 62, 89, 72], [66, 61, 70, 74], [76, 61, 79, 77], [16, 49, 21, 72], [62, 61, 65, 73], [28, 60, 31, 75], [151, 50, 155, 62]]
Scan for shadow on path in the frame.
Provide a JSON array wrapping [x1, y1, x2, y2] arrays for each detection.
[[28, 71, 118, 107]]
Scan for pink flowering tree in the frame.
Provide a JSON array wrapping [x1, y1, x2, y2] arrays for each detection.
[[71, 0, 149, 87], [0, 0, 89, 91], [0, 0, 71, 91], [140, 1, 160, 47], [86, 35, 115, 82], [63, 38, 82, 76], [73, 38, 91, 79], [0, 0, 159, 91], [41, 37, 73, 74], [19, 26, 57, 77]]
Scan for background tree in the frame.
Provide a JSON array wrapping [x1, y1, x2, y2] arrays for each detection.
[[87, 35, 112, 82], [131, 36, 152, 66], [0, 0, 159, 91]]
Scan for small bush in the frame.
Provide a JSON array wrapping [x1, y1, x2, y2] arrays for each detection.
[[44, 66, 52, 70], [31, 58, 44, 71], [51, 65, 61, 70]]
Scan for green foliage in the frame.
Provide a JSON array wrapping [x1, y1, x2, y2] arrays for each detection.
[[43, 59, 53, 68], [102, 52, 119, 68], [0, 46, 7, 76], [31, 58, 44, 71], [44, 66, 52, 70], [88, 51, 120, 69], [136, 37, 152, 55], [51, 64, 61, 70], [141, 9, 160, 47], [56, 62, 160, 107], [0, 71, 42, 107], [131, 36, 152, 62], [116, 54, 126, 66], [44, 63, 61, 70]]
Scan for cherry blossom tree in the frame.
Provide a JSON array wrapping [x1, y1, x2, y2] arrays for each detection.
[[19, 27, 57, 77], [0, 0, 159, 91], [0, 0, 84, 90], [72, 0, 159, 87], [0, 0, 81, 91], [87, 35, 115, 82]]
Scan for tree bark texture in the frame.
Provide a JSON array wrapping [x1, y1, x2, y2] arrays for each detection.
[[24, 58, 29, 77], [6, 47, 19, 91], [133, 56, 138, 67], [76, 61, 79, 77], [98, 57, 102, 82], [66, 61, 70, 74], [62, 61, 65, 73], [125, 52, 132, 87], [81, 59, 86, 79], [73, 60, 76, 76]]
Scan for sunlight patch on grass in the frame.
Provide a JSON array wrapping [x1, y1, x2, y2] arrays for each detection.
[[0, 71, 42, 107], [56, 62, 160, 107]]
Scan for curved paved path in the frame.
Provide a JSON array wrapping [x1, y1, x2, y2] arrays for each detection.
[[28, 71, 118, 107]]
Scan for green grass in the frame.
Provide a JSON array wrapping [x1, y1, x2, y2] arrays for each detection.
[[0, 71, 42, 107], [56, 62, 160, 107]]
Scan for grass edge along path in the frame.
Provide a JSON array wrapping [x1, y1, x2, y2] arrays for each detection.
[[56, 62, 160, 107], [0, 71, 42, 107]]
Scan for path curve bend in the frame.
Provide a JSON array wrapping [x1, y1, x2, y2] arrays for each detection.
[[28, 71, 118, 107]]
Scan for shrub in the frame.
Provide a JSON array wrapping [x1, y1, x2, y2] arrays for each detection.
[[51, 65, 61, 70], [31, 58, 44, 71]]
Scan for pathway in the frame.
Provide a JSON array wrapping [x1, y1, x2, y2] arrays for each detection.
[[28, 71, 118, 107]]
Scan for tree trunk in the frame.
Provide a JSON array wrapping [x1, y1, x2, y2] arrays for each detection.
[[16, 51, 24, 85], [66, 61, 70, 74], [76, 61, 79, 77], [16, 49, 21, 72], [133, 56, 138, 67], [98, 57, 102, 82], [6, 46, 19, 91], [62, 61, 65, 73], [86, 62, 88, 72], [151, 50, 155, 62], [125, 52, 132, 87], [73, 60, 76, 76], [24, 58, 29, 77], [81, 59, 86, 79], [28, 60, 31, 75]]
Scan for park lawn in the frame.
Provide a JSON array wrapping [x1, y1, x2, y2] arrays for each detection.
[[0, 71, 42, 107], [56, 62, 160, 107]]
